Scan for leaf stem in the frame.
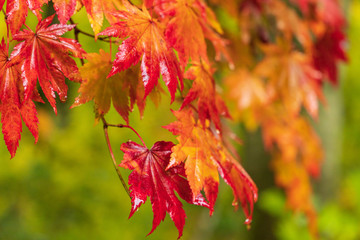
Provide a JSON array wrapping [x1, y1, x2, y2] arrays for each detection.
[[3, 9, 9, 51], [101, 117, 131, 199], [24, 23, 32, 30], [70, 19, 85, 65], [69, 19, 112, 43], [109, 38, 112, 57], [105, 121, 147, 148]]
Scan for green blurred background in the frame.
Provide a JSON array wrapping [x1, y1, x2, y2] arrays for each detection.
[[1, 2, 360, 240]]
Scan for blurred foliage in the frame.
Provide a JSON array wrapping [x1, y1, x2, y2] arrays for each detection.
[[1, 1, 360, 240], [257, 1, 360, 240]]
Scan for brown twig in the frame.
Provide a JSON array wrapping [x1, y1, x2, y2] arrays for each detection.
[[2, 9, 10, 50], [70, 20, 85, 65], [69, 18, 112, 43], [101, 117, 131, 199]]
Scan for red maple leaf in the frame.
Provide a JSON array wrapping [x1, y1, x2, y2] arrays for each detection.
[[295, 0, 345, 29], [99, 2, 183, 102], [6, 0, 30, 34], [53, 0, 77, 24], [11, 15, 85, 113], [0, 39, 38, 158], [313, 29, 347, 85], [5, 0, 47, 33], [120, 141, 209, 238]]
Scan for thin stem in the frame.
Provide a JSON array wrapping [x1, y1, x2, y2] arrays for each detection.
[[106, 122, 147, 148], [70, 19, 85, 65], [3, 10, 9, 50], [101, 117, 131, 199], [109, 38, 112, 57], [69, 19, 112, 43], [24, 23, 32, 30]]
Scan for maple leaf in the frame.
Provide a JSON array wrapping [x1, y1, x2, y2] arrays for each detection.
[[294, 0, 345, 29], [120, 140, 209, 238], [5, 0, 48, 33], [225, 68, 267, 130], [263, 110, 323, 176], [181, 61, 230, 130], [72, 49, 142, 123], [159, 0, 232, 67], [6, 0, 29, 34], [20, 99, 39, 142], [164, 109, 258, 223], [11, 14, 85, 113], [25, 0, 48, 9], [82, 0, 123, 35], [255, 42, 324, 118], [268, 0, 312, 49], [189, 0, 233, 65], [164, 0, 208, 67], [272, 155, 318, 236], [0, 39, 39, 158], [143, 0, 170, 15], [317, 0, 346, 29], [99, 2, 183, 102], [53, 0, 77, 24], [262, 109, 323, 235], [313, 29, 348, 85]]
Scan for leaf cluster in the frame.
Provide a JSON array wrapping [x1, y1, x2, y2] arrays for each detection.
[[0, 0, 347, 238]]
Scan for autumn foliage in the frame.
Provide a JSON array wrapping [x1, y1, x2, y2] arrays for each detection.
[[0, 0, 346, 238]]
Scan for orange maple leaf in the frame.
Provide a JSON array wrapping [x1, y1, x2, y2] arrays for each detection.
[[99, 2, 183, 102], [164, 109, 258, 224], [268, 0, 312, 49], [82, 0, 124, 35], [262, 109, 323, 236], [181, 61, 230, 130], [262, 110, 323, 177], [72, 49, 143, 123], [255, 42, 324, 119], [225, 68, 268, 130], [272, 156, 318, 236], [164, 0, 208, 67]]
